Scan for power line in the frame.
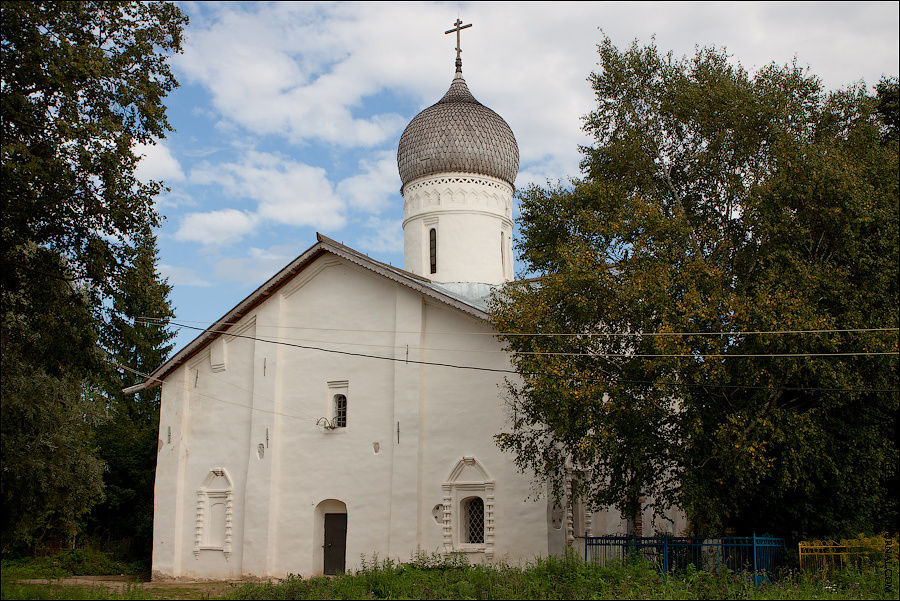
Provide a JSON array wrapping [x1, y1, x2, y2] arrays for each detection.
[[149, 321, 898, 394], [107, 358, 328, 424], [110, 350, 897, 428], [165, 321, 897, 360], [137, 319, 900, 359], [138, 316, 899, 339]]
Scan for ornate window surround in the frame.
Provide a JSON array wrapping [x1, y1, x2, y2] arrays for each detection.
[[194, 468, 234, 558], [565, 473, 593, 547], [442, 456, 495, 557]]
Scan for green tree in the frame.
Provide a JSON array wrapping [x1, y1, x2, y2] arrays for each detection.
[[490, 38, 899, 538], [1, 1, 186, 552], [1, 245, 107, 551], [90, 224, 175, 559]]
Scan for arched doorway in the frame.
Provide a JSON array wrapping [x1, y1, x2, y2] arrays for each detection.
[[314, 499, 347, 575]]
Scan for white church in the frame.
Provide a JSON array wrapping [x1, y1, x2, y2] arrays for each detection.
[[131, 28, 685, 580]]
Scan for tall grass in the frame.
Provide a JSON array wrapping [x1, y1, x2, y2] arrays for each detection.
[[1, 548, 145, 581], [227, 551, 895, 600], [2, 549, 893, 599], [0, 582, 153, 600], [1, 548, 150, 601]]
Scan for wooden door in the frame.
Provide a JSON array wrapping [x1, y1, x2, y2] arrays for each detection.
[[323, 513, 347, 575]]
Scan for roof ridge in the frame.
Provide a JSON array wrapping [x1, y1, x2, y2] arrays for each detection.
[[316, 233, 432, 283]]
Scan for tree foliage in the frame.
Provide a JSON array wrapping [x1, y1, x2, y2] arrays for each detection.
[[1, 1, 186, 293], [1, 246, 107, 551], [89, 224, 175, 558], [490, 38, 899, 538], [1, 1, 186, 552]]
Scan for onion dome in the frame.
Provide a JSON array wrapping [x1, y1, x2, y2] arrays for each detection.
[[397, 67, 519, 189]]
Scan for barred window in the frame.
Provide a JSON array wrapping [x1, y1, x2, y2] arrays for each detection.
[[334, 394, 347, 428], [462, 496, 484, 544]]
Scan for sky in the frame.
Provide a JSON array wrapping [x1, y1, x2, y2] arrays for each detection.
[[140, 1, 900, 353]]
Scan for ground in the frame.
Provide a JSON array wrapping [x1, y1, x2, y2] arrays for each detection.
[[10, 576, 237, 600]]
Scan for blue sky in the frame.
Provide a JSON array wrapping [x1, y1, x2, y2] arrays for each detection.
[[138, 1, 900, 352]]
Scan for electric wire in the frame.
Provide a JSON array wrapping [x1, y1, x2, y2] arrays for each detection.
[[137, 319, 900, 358], [110, 345, 898, 432], [139, 316, 899, 338], [108, 357, 330, 424], [136, 321, 898, 394], [164, 321, 898, 360]]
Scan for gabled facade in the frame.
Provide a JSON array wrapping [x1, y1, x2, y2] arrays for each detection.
[[141, 236, 574, 579]]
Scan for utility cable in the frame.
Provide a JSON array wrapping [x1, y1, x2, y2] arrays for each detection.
[[143, 321, 899, 394], [138, 319, 900, 358], [165, 321, 898, 359], [138, 316, 899, 339], [107, 357, 330, 424]]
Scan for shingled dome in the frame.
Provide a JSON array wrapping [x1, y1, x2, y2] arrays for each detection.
[[397, 71, 519, 188]]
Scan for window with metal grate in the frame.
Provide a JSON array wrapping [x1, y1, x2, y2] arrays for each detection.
[[463, 496, 484, 544], [334, 394, 347, 428]]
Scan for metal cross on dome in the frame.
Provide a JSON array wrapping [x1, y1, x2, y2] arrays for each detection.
[[445, 18, 472, 70]]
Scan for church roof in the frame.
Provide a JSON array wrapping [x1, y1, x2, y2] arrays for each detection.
[[124, 234, 493, 394], [397, 68, 519, 189]]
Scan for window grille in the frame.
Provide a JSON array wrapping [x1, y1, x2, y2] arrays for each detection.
[[463, 497, 484, 544], [334, 394, 347, 428], [429, 228, 437, 274]]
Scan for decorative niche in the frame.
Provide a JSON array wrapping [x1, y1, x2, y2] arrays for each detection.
[[194, 468, 234, 558]]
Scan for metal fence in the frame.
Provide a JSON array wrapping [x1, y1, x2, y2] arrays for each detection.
[[585, 534, 786, 585], [799, 535, 898, 572]]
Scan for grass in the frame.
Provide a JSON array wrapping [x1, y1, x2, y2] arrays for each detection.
[[1, 549, 152, 600], [0, 582, 154, 600], [1, 548, 146, 581], [226, 551, 897, 600], [2, 549, 895, 600]]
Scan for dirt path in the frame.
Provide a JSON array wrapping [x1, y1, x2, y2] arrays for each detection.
[[15, 576, 240, 599]]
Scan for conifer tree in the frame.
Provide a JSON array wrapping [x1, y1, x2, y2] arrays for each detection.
[[91, 224, 175, 558]]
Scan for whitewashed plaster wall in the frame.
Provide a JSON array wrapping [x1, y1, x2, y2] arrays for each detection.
[[151, 254, 684, 581], [153, 255, 548, 580], [153, 320, 258, 579], [402, 173, 514, 284]]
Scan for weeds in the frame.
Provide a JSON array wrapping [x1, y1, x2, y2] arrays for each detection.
[[0, 582, 154, 600], [3, 549, 893, 599], [1, 548, 145, 581], [227, 551, 896, 600]]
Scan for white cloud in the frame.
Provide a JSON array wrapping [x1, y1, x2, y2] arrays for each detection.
[[175, 2, 422, 147], [213, 245, 297, 283], [357, 216, 403, 254], [191, 151, 346, 231], [134, 141, 185, 183], [175, 208, 258, 245], [158, 263, 212, 287], [336, 151, 401, 213], [173, 1, 898, 190]]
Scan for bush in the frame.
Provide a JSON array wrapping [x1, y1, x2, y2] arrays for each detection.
[[227, 551, 896, 600], [1, 548, 145, 581]]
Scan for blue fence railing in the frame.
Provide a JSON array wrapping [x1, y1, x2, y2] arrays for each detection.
[[584, 533, 786, 585]]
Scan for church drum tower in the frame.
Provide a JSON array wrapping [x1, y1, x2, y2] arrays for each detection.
[[397, 21, 519, 285]]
